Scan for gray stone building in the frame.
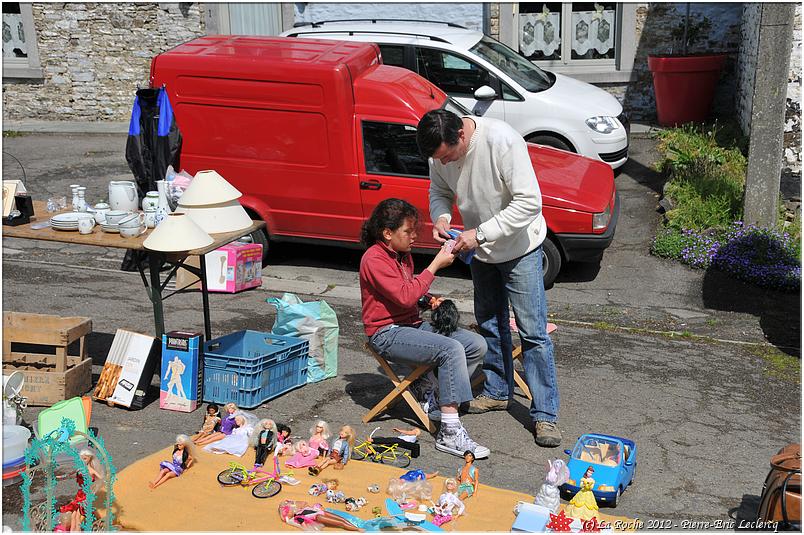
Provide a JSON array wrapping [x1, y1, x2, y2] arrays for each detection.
[[2, 2, 801, 176]]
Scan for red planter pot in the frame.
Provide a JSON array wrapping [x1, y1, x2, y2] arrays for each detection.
[[648, 54, 727, 127]]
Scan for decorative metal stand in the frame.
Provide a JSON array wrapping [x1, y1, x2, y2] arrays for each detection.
[[21, 418, 117, 532]]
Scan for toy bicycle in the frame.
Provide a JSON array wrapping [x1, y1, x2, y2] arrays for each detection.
[[216, 455, 283, 498], [351, 427, 412, 468]]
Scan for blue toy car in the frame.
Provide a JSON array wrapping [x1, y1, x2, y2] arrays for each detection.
[[560, 433, 636, 507]]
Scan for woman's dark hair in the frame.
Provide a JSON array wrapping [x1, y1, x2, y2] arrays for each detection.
[[360, 198, 419, 248], [416, 109, 464, 158]]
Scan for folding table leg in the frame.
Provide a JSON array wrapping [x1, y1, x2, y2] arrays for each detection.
[[148, 253, 166, 338]]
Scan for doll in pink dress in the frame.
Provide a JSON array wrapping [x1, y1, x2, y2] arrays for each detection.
[[308, 420, 331, 457], [286, 440, 320, 468]]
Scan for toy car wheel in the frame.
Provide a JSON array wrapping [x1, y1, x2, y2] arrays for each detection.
[[379, 453, 411, 469], [252, 480, 282, 498], [351, 449, 369, 461], [217, 468, 244, 486], [610, 487, 621, 507]]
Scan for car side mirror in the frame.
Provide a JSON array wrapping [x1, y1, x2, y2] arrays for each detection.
[[563, 449, 571, 455], [473, 85, 497, 101]]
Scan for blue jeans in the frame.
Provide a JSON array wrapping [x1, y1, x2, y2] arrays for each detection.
[[470, 247, 559, 423], [369, 322, 486, 406]]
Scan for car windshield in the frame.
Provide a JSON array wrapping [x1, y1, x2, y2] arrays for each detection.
[[442, 96, 473, 116], [470, 35, 553, 93], [571, 437, 622, 467]]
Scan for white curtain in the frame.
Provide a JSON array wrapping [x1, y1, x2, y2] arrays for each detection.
[[570, 9, 615, 56], [519, 12, 561, 58], [2, 14, 27, 58]]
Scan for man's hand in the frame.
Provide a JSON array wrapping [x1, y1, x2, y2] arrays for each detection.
[[432, 216, 451, 244], [452, 228, 479, 254]]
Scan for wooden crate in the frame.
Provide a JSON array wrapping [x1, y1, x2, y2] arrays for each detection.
[[2, 312, 93, 406]]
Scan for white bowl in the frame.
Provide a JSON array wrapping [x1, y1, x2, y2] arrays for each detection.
[[174, 200, 253, 234], [178, 170, 242, 207], [143, 213, 213, 252]]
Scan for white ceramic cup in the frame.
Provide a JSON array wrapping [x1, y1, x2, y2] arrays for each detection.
[[119, 225, 146, 238], [105, 210, 130, 225], [77, 215, 95, 235], [118, 212, 145, 228]]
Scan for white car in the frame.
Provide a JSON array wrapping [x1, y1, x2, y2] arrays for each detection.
[[282, 19, 629, 168]]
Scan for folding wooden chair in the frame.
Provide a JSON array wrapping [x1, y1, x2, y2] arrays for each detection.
[[362, 343, 437, 433], [470, 344, 532, 400]]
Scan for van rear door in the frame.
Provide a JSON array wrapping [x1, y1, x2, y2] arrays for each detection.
[[356, 116, 463, 248]]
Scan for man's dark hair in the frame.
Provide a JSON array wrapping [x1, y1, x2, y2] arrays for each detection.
[[360, 198, 419, 248], [416, 109, 463, 158]]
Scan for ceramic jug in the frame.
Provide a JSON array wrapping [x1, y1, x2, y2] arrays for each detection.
[[108, 181, 138, 212], [154, 180, 172, 227]]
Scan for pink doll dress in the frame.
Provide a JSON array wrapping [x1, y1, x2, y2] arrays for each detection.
[[286, 447, 320, 468], [308, 436, 329, 455]]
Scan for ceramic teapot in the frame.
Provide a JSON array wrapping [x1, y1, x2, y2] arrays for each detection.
[[108, 181, 138, 212]]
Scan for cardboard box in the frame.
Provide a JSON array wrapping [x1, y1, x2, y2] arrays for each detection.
[[160, 331, 204, 412], [2, 312, 92, 406], [175, 242, 262, 293], [94, 329, 159, 410]]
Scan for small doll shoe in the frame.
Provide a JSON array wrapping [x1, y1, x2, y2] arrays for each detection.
[[308, 467, 320, 476]]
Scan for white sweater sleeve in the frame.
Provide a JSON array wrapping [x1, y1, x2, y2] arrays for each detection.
[[428, 160, 454, 224], [477, 138, 542, 242]]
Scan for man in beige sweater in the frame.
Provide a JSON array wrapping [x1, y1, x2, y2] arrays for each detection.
[[416, 109, 561, 448]]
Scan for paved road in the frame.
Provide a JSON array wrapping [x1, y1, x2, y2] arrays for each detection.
[[1, 131, 800, 531]]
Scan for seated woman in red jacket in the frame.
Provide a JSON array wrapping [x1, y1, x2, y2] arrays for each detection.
[[359, 198, 489, 459]]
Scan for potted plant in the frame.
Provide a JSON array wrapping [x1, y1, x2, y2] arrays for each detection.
[[647, 4, 727, 126]]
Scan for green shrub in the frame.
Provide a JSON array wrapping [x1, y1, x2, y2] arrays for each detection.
[[656, 124, 747, 231]]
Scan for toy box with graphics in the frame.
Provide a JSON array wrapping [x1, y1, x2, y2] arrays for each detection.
[[160, 331, 204, 412]]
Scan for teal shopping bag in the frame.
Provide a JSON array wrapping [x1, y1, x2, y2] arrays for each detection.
[[267, 293, 339, 383]]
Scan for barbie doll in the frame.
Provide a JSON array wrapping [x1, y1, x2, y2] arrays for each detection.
[[60, 449, 105, 531], [457, 450, 478, 500], [278, 499, 362, 532], [204, 414, 253, 457], [252, 419, 277, 467], [195, 402, 238, 446], [432, 478, 465, 526], [149, 435, 196, 490], [308, 420, 331, 457], [308, 425, 355, 475], [276, 423, 294, 455], [286, 440, 320, 468], [191, 403, 221, 444]]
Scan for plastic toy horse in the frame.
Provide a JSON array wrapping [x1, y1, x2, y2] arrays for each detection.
[[534, 459, 570, 513]]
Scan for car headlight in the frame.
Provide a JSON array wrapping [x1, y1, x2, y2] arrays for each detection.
[[592, 203, 611, 231], [585, 116, 620, 134], [598, 484, 615, 492], [567, 479, 576, 486]]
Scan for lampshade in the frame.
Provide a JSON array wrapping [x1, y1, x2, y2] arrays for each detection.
[[143, 213, 213, 252], [178, 170, 242, 207], [175, 199, 253, 234]]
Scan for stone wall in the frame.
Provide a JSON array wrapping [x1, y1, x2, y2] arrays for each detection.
[[2, 3, 205, 121], [784, 5, 802, 175]]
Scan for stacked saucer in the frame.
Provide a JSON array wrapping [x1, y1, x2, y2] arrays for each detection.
[[101, 222, 120, 233], [49, 212, 84, 231]]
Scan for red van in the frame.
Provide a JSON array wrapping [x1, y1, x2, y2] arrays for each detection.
[[150, 36, 618, 285]]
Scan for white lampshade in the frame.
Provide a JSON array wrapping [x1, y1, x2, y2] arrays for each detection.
[[175, 200, 253, 234], [178, 170, 242, 207], [143, 213, 213, 252]]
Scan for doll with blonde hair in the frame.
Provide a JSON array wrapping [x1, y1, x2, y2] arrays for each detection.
[[195, 402, 239, 446], [60, 449, 105, 531], [308, 420, 331, 457], [150, 435, 196, 490], [308, 425, 355, 475], [432, 477, 464, 526], [204, 414, 253, 456], [285, 439, 320, 468], [252, 419, 277, 467]]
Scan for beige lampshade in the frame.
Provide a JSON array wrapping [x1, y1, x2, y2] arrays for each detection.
[[175, 200, 253, 234], [178, 170, 242, 207], [143, 213, 214, 252]]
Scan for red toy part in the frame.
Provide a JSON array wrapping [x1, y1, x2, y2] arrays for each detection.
[[546, 510, 574, 532]]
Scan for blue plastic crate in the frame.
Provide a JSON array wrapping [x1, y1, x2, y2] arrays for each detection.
[[202, 330, 308, 409]]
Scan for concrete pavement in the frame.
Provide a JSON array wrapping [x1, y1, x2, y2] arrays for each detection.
[[1, 127, 800, 530]]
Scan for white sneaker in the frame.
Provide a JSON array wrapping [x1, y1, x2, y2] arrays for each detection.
[[435, 424, 490, 459]]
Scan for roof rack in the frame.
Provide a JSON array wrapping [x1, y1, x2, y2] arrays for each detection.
[[286, 28, 451, 43], [292, 18, 468, 30]]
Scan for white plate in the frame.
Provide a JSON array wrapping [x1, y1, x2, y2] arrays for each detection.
[[51, 225, 78, 232], [50, 212, 86, 224]]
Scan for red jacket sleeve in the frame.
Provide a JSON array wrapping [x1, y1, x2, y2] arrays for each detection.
[[362, 254, 434, 308]]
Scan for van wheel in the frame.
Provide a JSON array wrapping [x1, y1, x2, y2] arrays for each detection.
[[248, 227, 269, 264], [542, 236, 561, 289], [526, 134, 574, 153]]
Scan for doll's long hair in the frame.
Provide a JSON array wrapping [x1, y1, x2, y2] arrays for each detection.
[[176, 434, 197, 465], [310, 420, 331, 441], [251, 419, 278, 448], [78, 449, 105, 492], [339, 425, 356, 447], [431, 299, 459, 337]]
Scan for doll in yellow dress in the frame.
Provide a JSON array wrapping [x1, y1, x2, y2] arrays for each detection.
[[565, 466, 599, 521]]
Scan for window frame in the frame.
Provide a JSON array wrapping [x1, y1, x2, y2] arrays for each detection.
[[498, 2, 637, 84], [414, 45, 506, 101], [2, 3, 43, 79]]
